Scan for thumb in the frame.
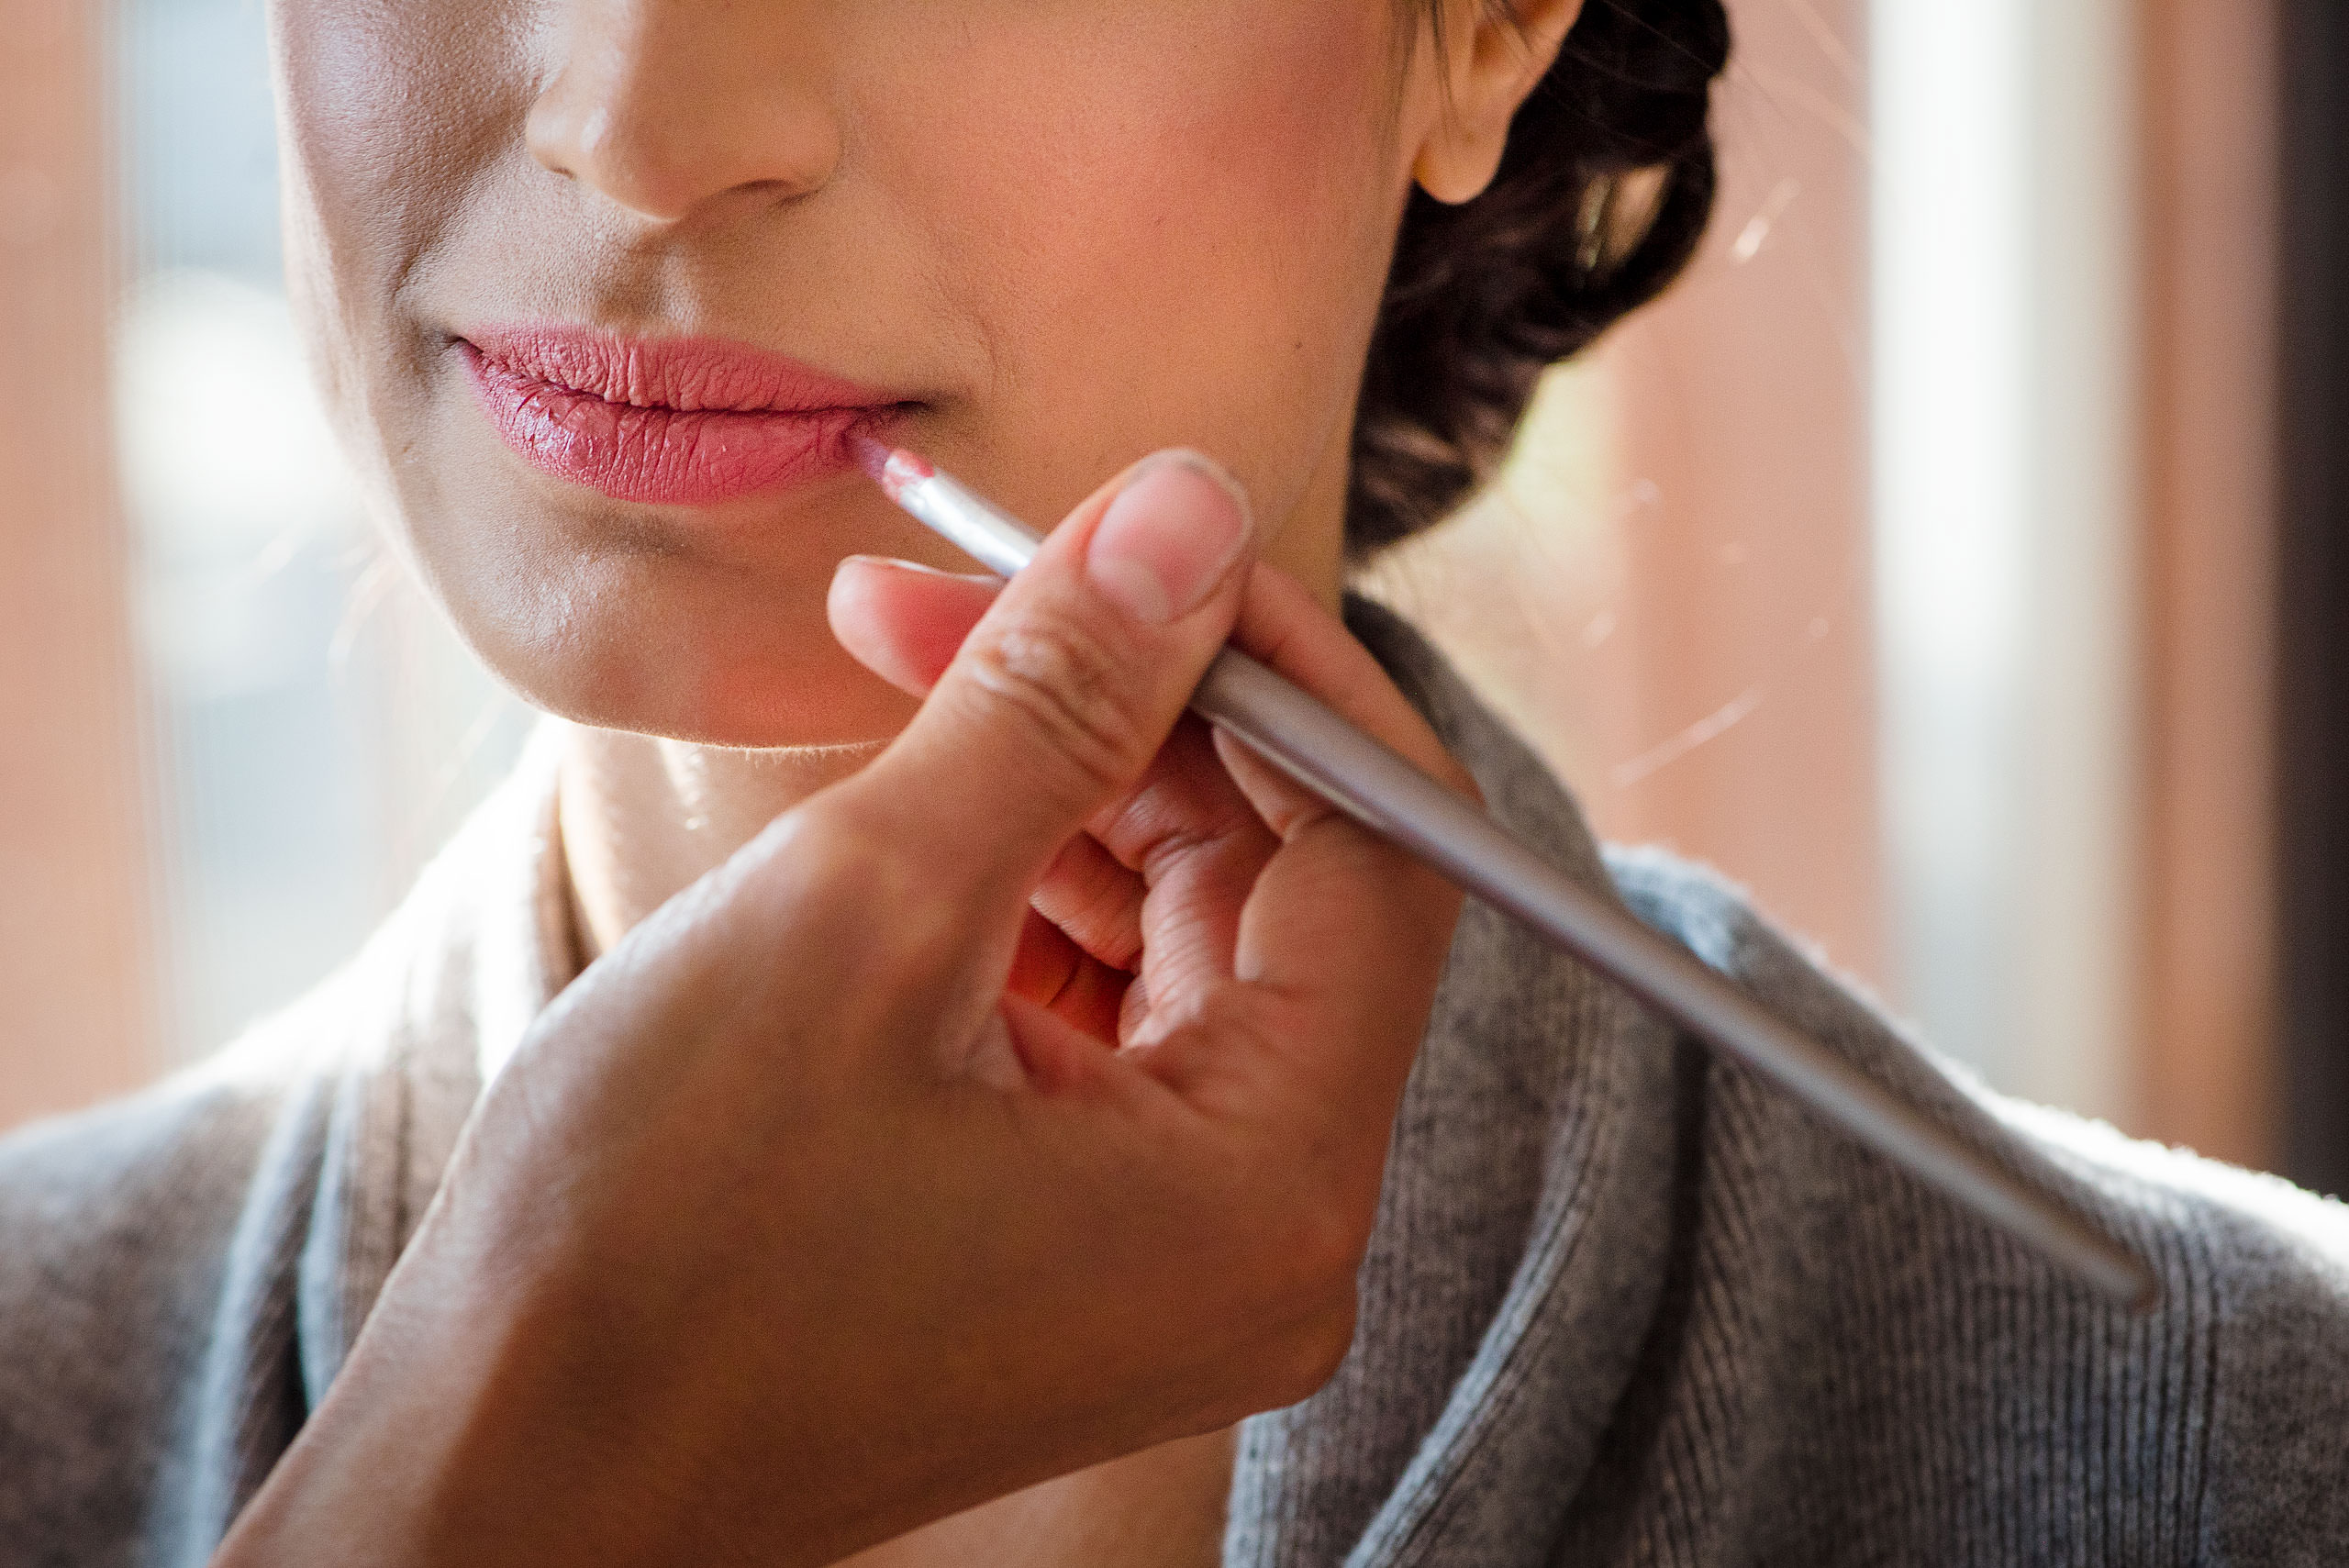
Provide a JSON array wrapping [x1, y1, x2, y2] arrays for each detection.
[[844, 450, 1258, 899]]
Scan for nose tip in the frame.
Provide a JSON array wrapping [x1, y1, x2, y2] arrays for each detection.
[[527, 22, 841, 225]]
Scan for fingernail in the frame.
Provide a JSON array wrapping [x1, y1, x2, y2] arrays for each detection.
[[1085, 451, 1253, 625], [840, 554, 960, 578]]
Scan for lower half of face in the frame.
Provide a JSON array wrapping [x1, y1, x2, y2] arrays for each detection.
[[277, 0, 1414, 748]]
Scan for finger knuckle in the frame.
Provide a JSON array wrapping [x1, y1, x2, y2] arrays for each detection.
[[781, 800, 944, 941], [1438, 752, 1484, 810], [774, 800, 887, 889], [1237, 1173, 1368, 1323], [1399, 735, 1482, 808], [966, 613, 1148, 795], [1282, 1195, 1372, 1305], [1260, 1300, 1361, 1407]]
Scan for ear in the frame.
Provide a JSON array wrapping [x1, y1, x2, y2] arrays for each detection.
[[1410, 0, 1586, 206]]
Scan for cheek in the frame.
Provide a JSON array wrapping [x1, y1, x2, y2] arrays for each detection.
[[263, 1, 1409, 748], [273, 0, 528, 466], [885, 6, 1407, 511], [274, 0, 528, 261], [274, 0, 563, 673]]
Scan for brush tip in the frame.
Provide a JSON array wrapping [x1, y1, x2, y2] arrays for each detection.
[[850, 432, 936, 503]]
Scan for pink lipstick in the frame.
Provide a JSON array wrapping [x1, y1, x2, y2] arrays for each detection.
[[462, 326, 910, 506]]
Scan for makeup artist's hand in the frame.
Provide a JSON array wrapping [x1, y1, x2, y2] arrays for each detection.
[[211, 452, 1469, 1568]]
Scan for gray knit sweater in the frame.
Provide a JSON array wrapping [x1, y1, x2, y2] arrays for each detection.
[[5, 605, 2347, 1567]]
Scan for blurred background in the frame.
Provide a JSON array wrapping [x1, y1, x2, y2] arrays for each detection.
[[2, 1, 2343, 1190]]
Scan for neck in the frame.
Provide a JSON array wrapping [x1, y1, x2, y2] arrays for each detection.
[[557, 727, 887, 961]]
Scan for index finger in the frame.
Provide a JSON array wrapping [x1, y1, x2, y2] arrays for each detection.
[[841, 451, 1259, 907], [1227, 565, 1481, 812], [1212, 568, 1472, 1097]]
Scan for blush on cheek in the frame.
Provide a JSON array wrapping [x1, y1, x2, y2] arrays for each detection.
[[882, 3, 1404, 518], [1023, 11, 1396, 292]]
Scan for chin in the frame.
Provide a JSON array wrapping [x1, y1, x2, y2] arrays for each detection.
[[394, 444, 937, 748], [462, 573, 920, 751], [529, 662, 916, 751]]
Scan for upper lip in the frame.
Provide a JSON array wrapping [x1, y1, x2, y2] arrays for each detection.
[[461, 324, 910, 415]]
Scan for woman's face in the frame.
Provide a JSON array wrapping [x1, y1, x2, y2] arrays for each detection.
[[270, 0, 1442, 746]]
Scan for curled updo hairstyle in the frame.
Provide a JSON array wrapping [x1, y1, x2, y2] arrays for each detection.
[[1349, 0, 1731, 555]]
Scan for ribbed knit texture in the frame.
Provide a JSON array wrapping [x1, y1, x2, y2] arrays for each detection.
[[3, 606, 2345, 1567]]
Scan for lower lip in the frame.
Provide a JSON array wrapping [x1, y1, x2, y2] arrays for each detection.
[[461, 344, 893, 506]]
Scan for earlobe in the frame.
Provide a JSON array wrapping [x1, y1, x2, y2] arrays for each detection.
[[1412, 126, 1508, 208], [1409, 0, 1586, 206]]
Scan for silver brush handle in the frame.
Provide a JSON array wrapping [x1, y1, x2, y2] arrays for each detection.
[[1196, 648, 2153, 1308], [896, 467, 2156, 1309]]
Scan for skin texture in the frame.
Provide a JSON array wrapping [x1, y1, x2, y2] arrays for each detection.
[[270, 0, 1579, 944], [250, 0, 1584, 1560], [214, 457, 1469, 1568]]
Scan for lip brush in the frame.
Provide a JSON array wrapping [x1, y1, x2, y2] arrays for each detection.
[[852, 437, 2156, 1312]]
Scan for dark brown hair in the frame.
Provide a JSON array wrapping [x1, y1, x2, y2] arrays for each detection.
[[1349, 0, 1731, 555]]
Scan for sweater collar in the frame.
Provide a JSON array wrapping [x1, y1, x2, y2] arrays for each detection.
[[1219, 601, 1679, 1568], [316, 606, 1676, 1568]]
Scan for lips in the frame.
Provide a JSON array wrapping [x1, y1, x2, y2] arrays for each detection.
[[461, 326, 909, 506]]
